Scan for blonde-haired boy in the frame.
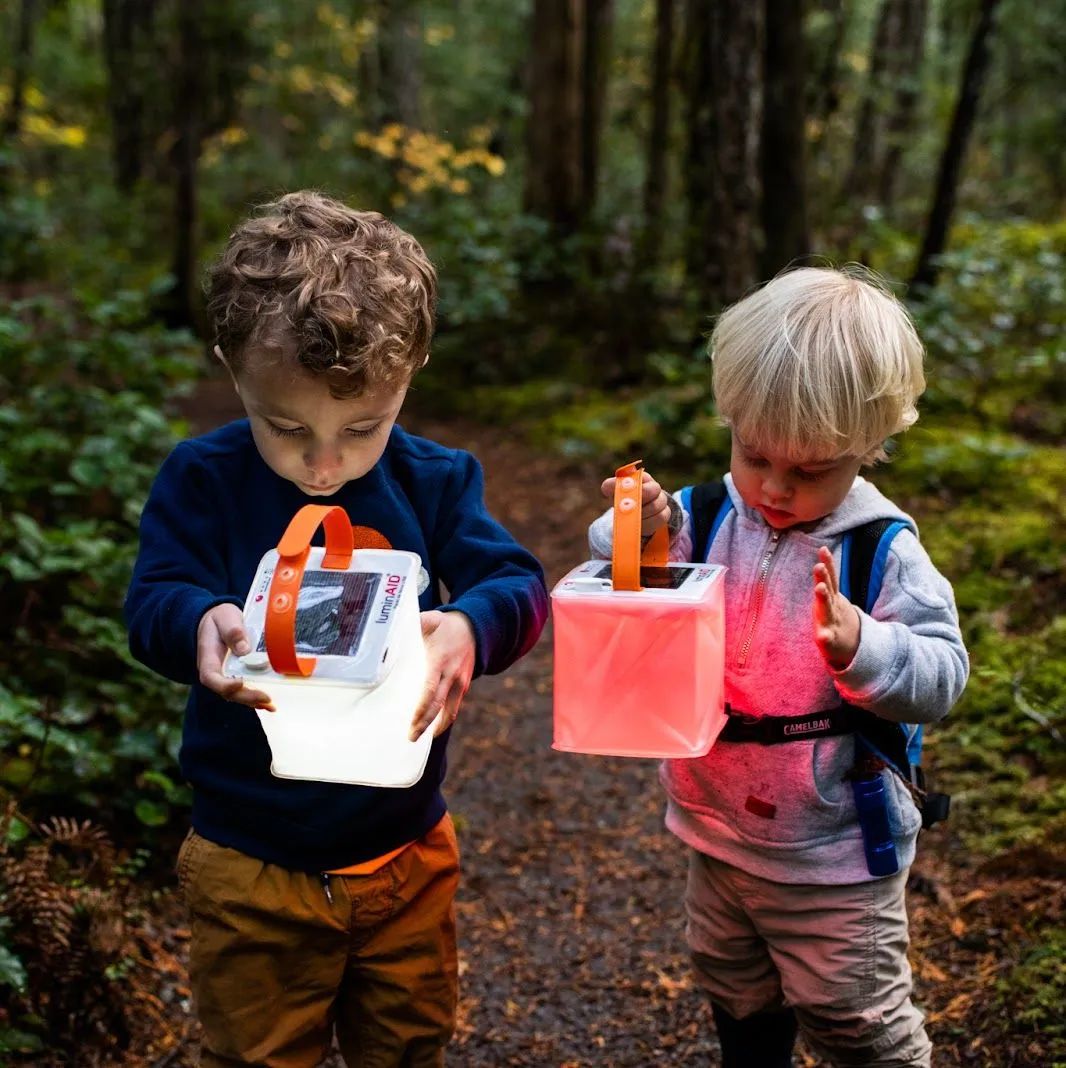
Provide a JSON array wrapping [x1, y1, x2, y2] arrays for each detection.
[[590, 267, 967, 1067], [127, 191, 548, 1066]]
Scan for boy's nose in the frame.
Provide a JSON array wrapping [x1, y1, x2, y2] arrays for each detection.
[[763, 474, 793, 502], [304, 445, 343, 480]]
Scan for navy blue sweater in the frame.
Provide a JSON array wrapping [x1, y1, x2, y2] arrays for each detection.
[[125, 420, 548, 871]]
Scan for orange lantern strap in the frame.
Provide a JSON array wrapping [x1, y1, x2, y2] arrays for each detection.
[[264, 505, 355, 677], [611, 460, 668, 592]]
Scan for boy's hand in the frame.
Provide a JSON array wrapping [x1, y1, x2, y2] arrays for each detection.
[[197, 604, 276, 711], [600, 472, 671, 534], [410, 610, 477, 741], [813, 546, 861, 670]]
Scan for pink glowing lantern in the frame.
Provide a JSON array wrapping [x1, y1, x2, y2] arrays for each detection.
[[551, 461, 728, 758]]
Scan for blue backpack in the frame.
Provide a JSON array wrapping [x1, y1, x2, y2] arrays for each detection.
[[681, 480, 949, 829]]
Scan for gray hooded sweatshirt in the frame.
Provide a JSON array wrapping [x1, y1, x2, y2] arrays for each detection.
[[588, 474, 968, 884]]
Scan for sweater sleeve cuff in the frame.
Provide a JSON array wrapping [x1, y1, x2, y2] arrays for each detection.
[[831, 611, 902, 702], [439, 594, 508, 677], [173, 589, 245, 674]]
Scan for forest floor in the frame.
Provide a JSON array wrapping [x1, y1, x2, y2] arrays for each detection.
[[119, 385, 1060, 1068]]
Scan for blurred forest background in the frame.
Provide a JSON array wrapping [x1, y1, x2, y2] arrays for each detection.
[[0, 0, 1063, 1063]]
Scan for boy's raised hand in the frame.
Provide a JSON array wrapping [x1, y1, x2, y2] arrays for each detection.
[[410, 610, 477, 741], [813, 546, 861, 670], [197, 603, 276, 711], [600, 471, 672, 533]]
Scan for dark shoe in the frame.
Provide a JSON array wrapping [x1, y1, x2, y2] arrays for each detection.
[[712, 1002, 797, 1068]]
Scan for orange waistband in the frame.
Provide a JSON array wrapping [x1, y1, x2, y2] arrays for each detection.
[[326, 814, 448, 876]]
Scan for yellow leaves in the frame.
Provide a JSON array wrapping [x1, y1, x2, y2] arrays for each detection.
[[353, 124, 507, 197], [0, 82, 86, 150], [288, 65, 315, 95], [320, 74, 355, 108], [23, 113, 86, 148], [844, 50, 868, 73], [218, 126, 247, 147], [274, 41, 293, 59], [425, 23, 455, 46]]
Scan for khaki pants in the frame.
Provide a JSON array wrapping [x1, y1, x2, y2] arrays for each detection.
[[685, 849, 932, 1068], [177, 817, 460, 1068]]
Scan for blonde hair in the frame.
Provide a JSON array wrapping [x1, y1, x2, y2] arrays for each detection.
[[710, 266, 925, 463], [206, 190, 437, 397]]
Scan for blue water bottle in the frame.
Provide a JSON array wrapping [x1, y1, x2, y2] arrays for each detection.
[[852, 771, 899, 877]]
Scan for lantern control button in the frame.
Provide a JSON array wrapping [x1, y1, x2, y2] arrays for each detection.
[[242, 653, 270, 671]]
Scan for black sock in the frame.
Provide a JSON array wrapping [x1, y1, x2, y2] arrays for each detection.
[[712, 1002, 798, 1068]]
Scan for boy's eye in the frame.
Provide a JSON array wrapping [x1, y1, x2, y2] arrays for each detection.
[[796, 467, 832, 482], [346, 424, 381, 440], [267, 423, 305, 438], [743, 454, 768, 467]]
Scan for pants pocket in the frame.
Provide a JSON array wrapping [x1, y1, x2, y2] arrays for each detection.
[[175, 829, 206, 901]]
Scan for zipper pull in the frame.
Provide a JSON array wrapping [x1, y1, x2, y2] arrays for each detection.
[[320, 873, 334, 904]]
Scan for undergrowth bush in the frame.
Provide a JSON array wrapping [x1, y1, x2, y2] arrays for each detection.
[[0, 288, 201, 1055]]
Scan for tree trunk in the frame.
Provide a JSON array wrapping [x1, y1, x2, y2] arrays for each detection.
[[579, 0, 614, 216], [808, 0, 848, 126], [876, 0, 928, 207], [910, 0, 1002, 290], [377, 0, 423, 129], [761, 0, 809, 278], [639, 0, 675, 270], [683, 0, 764, 310], [1, 0, 37, 149], [101, 0, 158, 191], [844, 0, 901, 202], [525, 0, 585, 231], [166, 0, 205, 330]]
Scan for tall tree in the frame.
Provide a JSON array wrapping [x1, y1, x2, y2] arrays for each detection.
[[525, 0, 584, 230], [579, 0, 615, 215], [160, 0, 254, 328], [101, 0, 158, 191], [808, 0, 849, 127], [166, 0, 205, 330], [639, 0, 675, 270], [377, 0, 424, 129], [1, 0, 38, 150], [761, 0, 809, 278], [911, 0, 1003, 289], [876, 0, 928, 207], [844, 0, 902, 201], [524, 0, 615, 232], [683, 0, 764, 310]]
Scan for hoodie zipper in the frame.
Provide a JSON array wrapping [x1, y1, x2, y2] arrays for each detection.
[[737, 529, 784, 668]]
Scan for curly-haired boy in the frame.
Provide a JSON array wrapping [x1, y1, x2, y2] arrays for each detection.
[[126, 191, 548, 1067]]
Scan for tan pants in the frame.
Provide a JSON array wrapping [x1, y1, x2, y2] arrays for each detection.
[[177, 817, 460, 1068], [685, 849, 932, 1067]]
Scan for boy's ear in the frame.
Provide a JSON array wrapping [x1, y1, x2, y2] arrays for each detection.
[[214, 345, 240, 394]]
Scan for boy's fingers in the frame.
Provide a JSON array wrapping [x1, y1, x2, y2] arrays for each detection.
[[433, 680, 466, 737], [641, 477, 662, 504], [601, 477, 616, 498], [220, 621, 251, 656], [410, 673, 450, 741]]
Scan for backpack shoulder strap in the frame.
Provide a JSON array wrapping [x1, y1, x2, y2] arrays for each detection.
[[682, 480, 733, 563], [841, 518, 914, 776]]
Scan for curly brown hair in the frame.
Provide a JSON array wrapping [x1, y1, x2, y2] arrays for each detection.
[[205, 191, 437, 396]]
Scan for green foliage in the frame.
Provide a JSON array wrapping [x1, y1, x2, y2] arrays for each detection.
[[0, 291, 200, 836]]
